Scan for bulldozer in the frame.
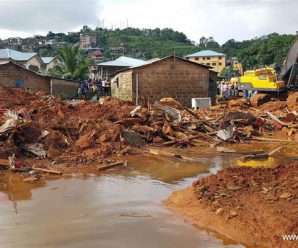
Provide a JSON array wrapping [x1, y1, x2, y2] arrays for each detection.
[[238, 39, 298, 93]]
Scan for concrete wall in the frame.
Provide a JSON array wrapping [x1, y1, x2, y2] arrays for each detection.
[[133, 57, 210, 107], [0, 62, 50, 93], [111, 71, 133, 101], [188, 55, 226, 73], [24, 56, 43, 73], [45, 59, 58, 73], [51, 78, 79, 99]]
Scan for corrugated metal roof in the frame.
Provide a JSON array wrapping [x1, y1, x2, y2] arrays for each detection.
[[185, 50, 226, 58], [109, 55, 211, 78], [41, 57, 55, 64], [0, 49, 37, 61], [98, 56, 148, 67]]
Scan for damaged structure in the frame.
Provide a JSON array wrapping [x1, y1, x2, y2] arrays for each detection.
[[0, 61, 79, 98], [111, 55, 217, 107]]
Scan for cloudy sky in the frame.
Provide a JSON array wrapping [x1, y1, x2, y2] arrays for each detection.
[[0, 0, 297, 44]]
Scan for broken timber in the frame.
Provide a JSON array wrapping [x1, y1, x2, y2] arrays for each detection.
[[98, 161, 126, 171]]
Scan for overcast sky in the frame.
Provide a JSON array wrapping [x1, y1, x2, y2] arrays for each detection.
[[0, 0, 297, 44]]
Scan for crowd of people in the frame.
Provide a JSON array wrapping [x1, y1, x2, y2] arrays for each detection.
[[78, 79, 111, 98], [217, 81, 257, 99], [218, 81, 239, 97]]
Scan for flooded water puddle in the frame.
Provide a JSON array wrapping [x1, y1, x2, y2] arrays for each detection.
[[0, 152, 287, 248]]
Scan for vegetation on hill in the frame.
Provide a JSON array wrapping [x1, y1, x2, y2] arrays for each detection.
[[20, 26, 297, 74], [49, 45, 89, 80], [222, 33, 297, 70]]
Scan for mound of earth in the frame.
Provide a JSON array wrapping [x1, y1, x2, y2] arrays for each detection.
[[165, 162, 298, 248]]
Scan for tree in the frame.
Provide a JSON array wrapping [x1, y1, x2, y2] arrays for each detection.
[[46, 31, 56, 39], [81, 25, 92, 33], [50, 45, 89, 80]]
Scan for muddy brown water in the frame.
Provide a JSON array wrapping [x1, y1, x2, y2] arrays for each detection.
[[0, 147, 289, 248]]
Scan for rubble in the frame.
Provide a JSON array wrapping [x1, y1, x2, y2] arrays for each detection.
[[287, 92, 298, 110], [250, 93, 271, 107], [0, 87, 297, 171], [166, 162, 298, 248]]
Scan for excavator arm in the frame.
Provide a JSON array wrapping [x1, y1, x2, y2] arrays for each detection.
[[281, 39, 298, 89]]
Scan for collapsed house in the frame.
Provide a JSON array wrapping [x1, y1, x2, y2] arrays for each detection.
[[110, 55, 217, 107], [0, 61, 79, 99]]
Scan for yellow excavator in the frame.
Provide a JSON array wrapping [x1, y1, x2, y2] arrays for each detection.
[[238, 39, 298, 93], [238, 67, 286, 92]]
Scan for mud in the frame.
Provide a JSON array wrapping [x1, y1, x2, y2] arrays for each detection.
[[0, 155, 245, 248], [165, 162, 298, 248], [1, 87, 298, 174]]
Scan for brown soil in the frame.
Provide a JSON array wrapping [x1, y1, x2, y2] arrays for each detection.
[[0, 87, 297, 173], [165, 162, 298, 248]]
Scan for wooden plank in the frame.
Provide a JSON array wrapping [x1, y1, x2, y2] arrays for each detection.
[[154, 101, 181, 122], [121, 129, 146, 148], [251, 137, 298, 143], [32, 167, 62, 175], [0, 159, 9, 167], [98, 161, 125, 171], [265, 111, 288, 126], [148, 148, 197, 162]]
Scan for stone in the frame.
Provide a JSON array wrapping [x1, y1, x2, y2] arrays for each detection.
[[263, 193, 278, 201], [23, 176, 39, 182], [227, 185, 242, 191], [229, 211, 238, 218], [283, 113, 296, 122], [250, 94, 271, 107], [215, 208, 224, 216], [261, 187, 269, 194], [287, 92, 298, 109], [279, 192, 292, 200]]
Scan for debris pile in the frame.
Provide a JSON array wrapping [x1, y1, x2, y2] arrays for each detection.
[[0, 87, 298, 170], [189, 162, 298, 247], [166, 162, 298, 248]]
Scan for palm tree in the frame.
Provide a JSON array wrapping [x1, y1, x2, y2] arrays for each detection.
[[50, 45, 89, 80]]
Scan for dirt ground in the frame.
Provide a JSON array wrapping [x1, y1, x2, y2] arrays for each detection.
[[165, 162, 298, 248]]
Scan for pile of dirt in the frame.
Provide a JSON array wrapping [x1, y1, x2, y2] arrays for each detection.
[[250, 93, 271, 107], [0, 87, 298, 170], [166, 162, 298, 248], [287, 92, 298, 111], [0, 87, 45, 109], [260, 100, 288, 112]]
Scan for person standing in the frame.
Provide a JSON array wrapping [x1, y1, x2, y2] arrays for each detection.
[[223, 83, 228, 96]]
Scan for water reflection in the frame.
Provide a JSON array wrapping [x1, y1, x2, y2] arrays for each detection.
[[0, 155, 245, 248]]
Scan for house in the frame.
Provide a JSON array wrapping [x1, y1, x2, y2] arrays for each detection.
[[0, 61, 79, 99], [0, 48, 45, 73], [110, 55, 217, 107], [80, 33, 97, 48], [185, 50, 226, 73], [0, 49, 61, 75], [110, 46, 127, 56], [41, 56, 59, 74], [92, 56, 148, 80]]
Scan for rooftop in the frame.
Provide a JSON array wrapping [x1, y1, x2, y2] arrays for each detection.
[[98, 56, 148, 67], [0, 48, 37, 61], [185, 50, 226, 58], [41, 57, 55, 64]]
